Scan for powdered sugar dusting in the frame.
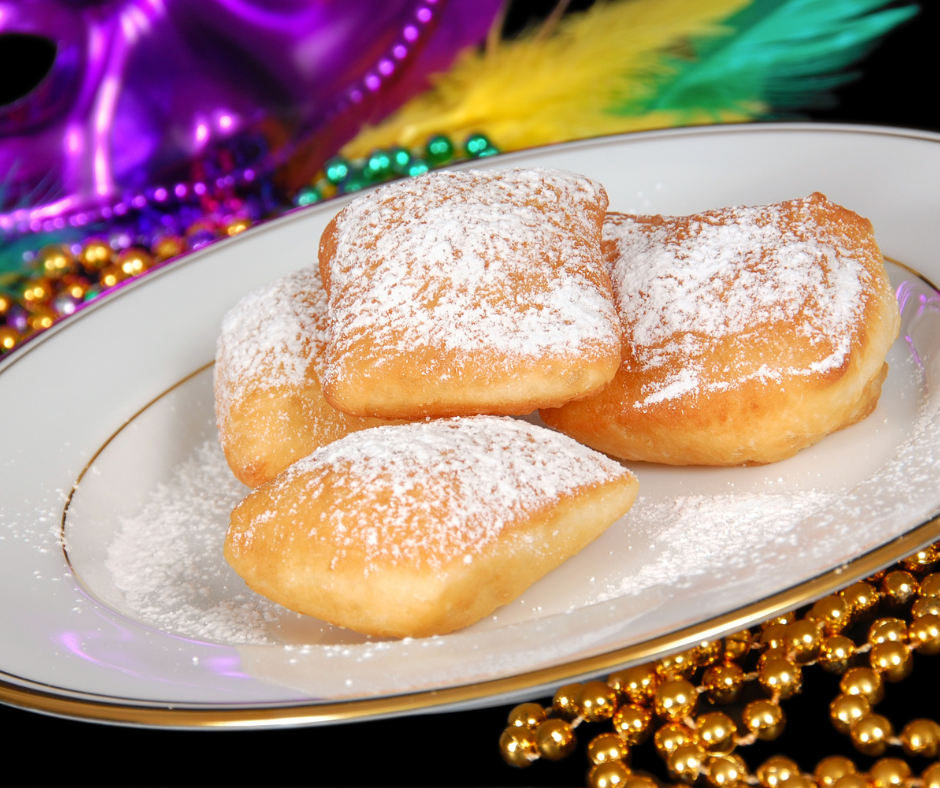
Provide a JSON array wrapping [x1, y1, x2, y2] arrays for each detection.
[[323, 167, 619, 381], [605, 194, 874, 407], [591, 490, 841, 604], [105, 440, 284, 644], [240, 416, 633, 572], [214, 266, 327, 426]]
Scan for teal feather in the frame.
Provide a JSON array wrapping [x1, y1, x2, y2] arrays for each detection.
[[621, 0, 917, 118]]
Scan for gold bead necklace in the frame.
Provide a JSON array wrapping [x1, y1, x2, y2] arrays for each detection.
[[499, 543, 940, 786]]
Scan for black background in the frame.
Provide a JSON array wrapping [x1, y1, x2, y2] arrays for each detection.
[[2, 1, 938, 786]]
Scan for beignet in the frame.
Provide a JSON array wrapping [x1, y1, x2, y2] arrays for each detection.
[[317, 167, 622, 419], [224, 416, 639, 638], [214, 266, 393, 488], [541, 193, 901, 465]]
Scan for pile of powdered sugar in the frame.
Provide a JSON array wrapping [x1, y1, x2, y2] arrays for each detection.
[[105, 440, 285, 645], [590, 490, 842, 606]]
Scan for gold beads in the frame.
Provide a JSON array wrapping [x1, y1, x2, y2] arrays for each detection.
[[832, 775, 871, 788], [702, 662, 745, 704], [815, 756, 857, 787], [609, 665, 659, 705], [552, 683, 582, 720], [742, 699, 785, 740], [707, 754, 749, 788], [612, 704, 652, 745], [867, 758, 911, 788], [756, 755, 800, 788], [908, 613, 940, 655], [587, 761, 632, 788], [922, 762, 940, 788], [98, 264, 127, 289], [692, 640, 722, 667], [654, 721, 694, 756], [758, 655, 802, 699], [587, 732, 630, 765], [807, 595, 852, 634], [818, 635, 857, 674], [841, 582, 880, 619], [850, 713, 894, 757], [901, 546, 939, 572], [578, 680, 620, 722], [221, 216, 251, 236], [760, 622, 790, 654], [667, 742, 706, 784], [869, 617, 907, 645], [79, 239, 113, 272], [695, 711, 736, 754], [21, 277, 53, 307], [36, 244, 78, 278], [653, 678, 698, 721], [899, 718, 940, 757], [153, 234, 186, 262], [722, 630, 752, 661], [116, 247, 154, 278], [881, 571, 918, 606], [830, 693, 871, 734], [840, 667, 885, 705], [0, 325, 20, 351], [657, 650, 698, 679], [507, 702, 546, 729], [786, 619, 823, 663], [27, 305, 55, 331], [911, 597, 940, 619], [920, 574, 940, 598], [499, 726, 538, 767], [535, 718, 577, 760], [869, 640, 913, 682]]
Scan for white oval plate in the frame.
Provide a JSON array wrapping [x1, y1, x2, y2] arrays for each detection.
[[1, 124, 939, 727]]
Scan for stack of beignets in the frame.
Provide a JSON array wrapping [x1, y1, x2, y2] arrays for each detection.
[[540, 192, 901, 465], [217, 170, 901, 640]]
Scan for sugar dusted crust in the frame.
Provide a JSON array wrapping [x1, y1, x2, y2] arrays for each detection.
[[541, 193, 901, 465], [214, 266, 394, 488], [318, 167, 622, 419], [224, 416, 639, 638]]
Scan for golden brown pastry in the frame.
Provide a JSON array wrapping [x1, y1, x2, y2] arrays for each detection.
[[224, 416, 639, 638], [317, 167, 622, 420], [214, 266, 394, 488], [540, 193, 901, 465]]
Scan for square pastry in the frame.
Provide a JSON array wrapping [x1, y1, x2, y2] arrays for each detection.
[[224, 416, 638, 638], [318, 168, 622, 419]]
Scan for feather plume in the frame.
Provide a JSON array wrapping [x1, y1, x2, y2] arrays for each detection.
[[342, 0, 916, 158], [342, 0, 750, 158], [643, 0, 918, 118]]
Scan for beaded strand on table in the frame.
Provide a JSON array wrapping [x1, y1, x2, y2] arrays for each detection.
[[499, 543, 940, 787]]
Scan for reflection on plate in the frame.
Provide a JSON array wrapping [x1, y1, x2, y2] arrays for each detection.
[[2, 124, 940, 727]]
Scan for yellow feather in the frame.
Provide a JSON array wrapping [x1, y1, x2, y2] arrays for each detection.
[[342, 0, 753, 159]]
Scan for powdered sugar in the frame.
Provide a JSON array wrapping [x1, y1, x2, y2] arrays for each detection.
[[604, 195, 874, 407], [214, 266, 327, 426], [105, 440, 284, 644], [323, 167, 620, 382], [239, 416, 633, 572]]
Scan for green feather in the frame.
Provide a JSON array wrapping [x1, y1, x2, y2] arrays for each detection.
[[619, 0, 917, 118]]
